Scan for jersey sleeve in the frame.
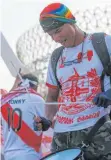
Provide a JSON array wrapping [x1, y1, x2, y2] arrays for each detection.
[[46, 59, 58, 89], [105, 34, 111, 57], [30, 94, 46, 118]]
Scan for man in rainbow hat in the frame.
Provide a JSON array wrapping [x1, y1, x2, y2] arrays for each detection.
[[39, 3, 111, 160]]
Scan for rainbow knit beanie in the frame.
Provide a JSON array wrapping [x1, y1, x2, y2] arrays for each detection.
[[40, 3, 76, 32]]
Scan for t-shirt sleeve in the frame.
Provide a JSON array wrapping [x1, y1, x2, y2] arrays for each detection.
[[46, 59, 58, 89], [105, 34, 111, 57]]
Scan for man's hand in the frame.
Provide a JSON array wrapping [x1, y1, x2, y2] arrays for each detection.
[[34, 116, 52, 131], [93, 89, 111, 108]]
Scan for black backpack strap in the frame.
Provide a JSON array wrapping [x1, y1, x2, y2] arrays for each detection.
[[92, 32, 111, 91], [51, 46, 64, 89]]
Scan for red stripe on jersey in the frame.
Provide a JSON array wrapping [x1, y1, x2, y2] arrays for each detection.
[[46, 83, 57, 89], [1, 103, 42, 152]]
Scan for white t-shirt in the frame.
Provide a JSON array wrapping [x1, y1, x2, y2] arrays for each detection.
[[46, 34, 111, 133], [1, 93, 45, 160]]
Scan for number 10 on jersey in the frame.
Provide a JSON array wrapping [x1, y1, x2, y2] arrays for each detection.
[[7, 107, 22, 132]]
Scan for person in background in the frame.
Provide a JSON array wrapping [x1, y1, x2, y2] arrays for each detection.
[[1, 73, 51, 160], [39, 2, 111, 160]]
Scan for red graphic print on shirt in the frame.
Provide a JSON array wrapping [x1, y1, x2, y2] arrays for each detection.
[[77, 50, 93, 62], [87, 50, 93, 61], [59, 68, 101, 115]]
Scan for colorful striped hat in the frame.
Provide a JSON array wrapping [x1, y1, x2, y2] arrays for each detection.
[[40, 3, 76, 32]]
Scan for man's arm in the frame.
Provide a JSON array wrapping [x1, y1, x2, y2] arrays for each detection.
[[34, 87, 59, 131], [46, 87, 59, 121]]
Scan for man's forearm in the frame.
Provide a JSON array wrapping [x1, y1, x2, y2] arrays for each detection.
[[45, 87, 59, 121], [45, 104, 58, 121]]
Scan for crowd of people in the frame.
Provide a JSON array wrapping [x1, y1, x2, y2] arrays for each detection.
[[1, 2, 111, 160]]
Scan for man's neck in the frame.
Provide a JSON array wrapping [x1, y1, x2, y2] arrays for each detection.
[[74, 30, 86, 46]]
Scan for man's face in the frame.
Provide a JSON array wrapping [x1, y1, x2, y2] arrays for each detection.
[[47, 23, 76, 48]]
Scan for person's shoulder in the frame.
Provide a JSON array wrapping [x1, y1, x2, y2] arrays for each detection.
[[28, 93, 45, 103], [104, 33, 111, 41], [103, 33, 111, 56], [51, 46, 64, 55], [28, 93, 45, 109], [89, 32, 111, 43]]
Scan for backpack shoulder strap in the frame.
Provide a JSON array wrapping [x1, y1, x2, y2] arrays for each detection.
[[92, 32, 111, 75], [92, 32, 111, 91], [51, 46, 64, 89]]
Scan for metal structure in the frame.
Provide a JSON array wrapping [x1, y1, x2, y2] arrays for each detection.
[[16, 6, 111, 96]]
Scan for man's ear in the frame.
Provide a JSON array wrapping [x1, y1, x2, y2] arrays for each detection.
[[33, 85, 38, 91]]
